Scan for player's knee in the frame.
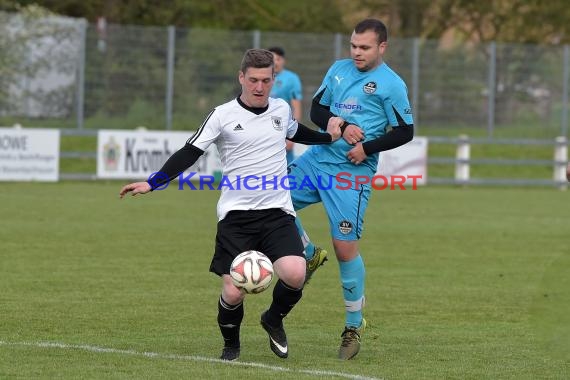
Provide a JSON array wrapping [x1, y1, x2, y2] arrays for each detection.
[[333, 239, 359, 261], [284, 270, 305, 289], [273, 256, 305, 288], [222, 275, 245, 304]]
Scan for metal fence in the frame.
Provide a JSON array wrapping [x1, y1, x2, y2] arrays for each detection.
[[1, 13, 569, 140]]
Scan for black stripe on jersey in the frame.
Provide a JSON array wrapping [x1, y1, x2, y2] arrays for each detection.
[[314, 87, 326, 103], [186, 108, 215, 146], [393, 106, 408, 127]]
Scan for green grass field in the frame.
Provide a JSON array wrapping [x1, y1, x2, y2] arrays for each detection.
[[1, 182, 569, 379]]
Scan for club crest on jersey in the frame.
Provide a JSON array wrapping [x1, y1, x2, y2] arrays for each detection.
[[271, 116, 283, 131], [339, 220, 353, 235], [363, 81, 377, 94]]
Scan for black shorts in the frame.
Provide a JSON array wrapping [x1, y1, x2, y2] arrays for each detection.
[[209, 208, 304, 276]]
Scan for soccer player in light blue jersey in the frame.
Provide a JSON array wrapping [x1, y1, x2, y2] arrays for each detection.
[[289, 19, 414, 360], [269, 47, 303, 164]]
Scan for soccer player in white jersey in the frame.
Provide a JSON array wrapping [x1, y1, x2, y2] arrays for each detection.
[[119, 49, 341, 361], [289, 19, 414, 359]]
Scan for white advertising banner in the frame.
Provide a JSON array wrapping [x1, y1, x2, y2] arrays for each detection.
[[0, 127, 60, 181], [378, 137, 428, 185], [97, 130, 221, 180], [293, 136, 428, 185]]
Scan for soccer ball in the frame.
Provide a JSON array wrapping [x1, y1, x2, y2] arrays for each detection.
[[230, 250, 274, 294]]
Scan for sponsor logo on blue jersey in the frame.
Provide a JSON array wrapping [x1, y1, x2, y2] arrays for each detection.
[[334, 102, 362, 111], [363, 81, 377, 94]]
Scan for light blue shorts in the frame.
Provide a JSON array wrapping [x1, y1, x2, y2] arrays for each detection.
[[288, 154, 371, 241]]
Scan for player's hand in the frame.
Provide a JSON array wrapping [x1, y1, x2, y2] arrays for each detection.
[[327, 116, 345, 130], [119, 181, 152, 199], [343, 124, 364, 145], [326, 122, 342, 142], [346, 143, 366, 165], [327, 116, 344, 141]]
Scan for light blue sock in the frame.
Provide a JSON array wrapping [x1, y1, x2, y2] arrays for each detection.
[[339, 254, 365, 328], [295, 217, 315, 259]]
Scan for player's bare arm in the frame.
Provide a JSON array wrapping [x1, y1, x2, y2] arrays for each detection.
[[119, 181, 151, 198], [291, 99, 302, 122], [566, 162, 570, 182]]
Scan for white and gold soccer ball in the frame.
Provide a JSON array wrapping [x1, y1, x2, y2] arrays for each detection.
[[230, 250, 274, 294]]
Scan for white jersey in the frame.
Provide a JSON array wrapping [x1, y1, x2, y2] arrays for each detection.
[[188, 97, 299, 221]]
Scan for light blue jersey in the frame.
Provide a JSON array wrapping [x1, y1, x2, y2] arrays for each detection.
[[272, 69, 303, 163], [306, 59, 413, 177], [270, 69, 303, 105]]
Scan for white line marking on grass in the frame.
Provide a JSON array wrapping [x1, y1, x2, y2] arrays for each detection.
[[0, 340, 381, 380]]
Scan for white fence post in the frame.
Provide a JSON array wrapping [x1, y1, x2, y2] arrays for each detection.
[[455, 134, 470, 184], [554, 136, 568, 190], [252, 30, 260, 49]]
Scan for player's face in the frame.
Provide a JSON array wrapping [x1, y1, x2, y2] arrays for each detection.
[[238, 66, 274, 108], [350, 30, 387, 72], [272, 53, 285, 73]]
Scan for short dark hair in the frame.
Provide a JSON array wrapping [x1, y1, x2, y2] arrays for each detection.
[[240, 49, 275, 73], [354, 19, 388, 44], [267, 46, 285, 57]]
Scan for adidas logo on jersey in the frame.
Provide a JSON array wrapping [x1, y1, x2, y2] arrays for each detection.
[[233, 124, 244, 131]]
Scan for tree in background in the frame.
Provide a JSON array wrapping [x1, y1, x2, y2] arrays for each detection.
[[1, 3, 80, 119], [1, 0, 346, 32], [3, 0, 570, 44], [421, 0, 570, 126], [422, 0, 570, 44], [2, 0, 568, 131]]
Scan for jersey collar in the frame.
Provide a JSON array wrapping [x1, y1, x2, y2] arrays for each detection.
[[237, 96, 269, 115]]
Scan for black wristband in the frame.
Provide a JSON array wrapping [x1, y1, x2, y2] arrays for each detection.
[[340, 121, 350, 135]]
